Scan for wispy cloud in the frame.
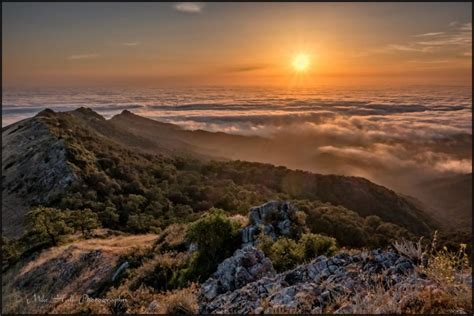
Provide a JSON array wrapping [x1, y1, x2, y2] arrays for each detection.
[[361, 21, 472, 58], [222, 64, 270, 73], [416, 23, 471, 47], [122, 42, 140, 46], [174, 2, 204, 13], [414, 32, 445, 37], [67, 54, 99, 60], [386, 44, 433, 53], [407, 59, 452, 64]]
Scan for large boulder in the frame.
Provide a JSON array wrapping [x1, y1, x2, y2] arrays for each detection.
[[199, 246, 276, 304], [241, 201, 303, 245]]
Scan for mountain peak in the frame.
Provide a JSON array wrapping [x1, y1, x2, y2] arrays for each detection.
[[72, 107, 105, 120], [110, 109, 139, 120], [120, 109, 134, 115], [35, 108, 56, 118]]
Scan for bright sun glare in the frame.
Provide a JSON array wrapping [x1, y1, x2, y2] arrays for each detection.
[[292, 53, 310, 72]]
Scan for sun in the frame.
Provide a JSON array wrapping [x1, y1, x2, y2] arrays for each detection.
[[292, 53, 311, 72]]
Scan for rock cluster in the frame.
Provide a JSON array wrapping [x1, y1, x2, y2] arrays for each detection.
[[241, 201, 300, 245], [200, 247, 276, 302], [199, 248, 417, 314]]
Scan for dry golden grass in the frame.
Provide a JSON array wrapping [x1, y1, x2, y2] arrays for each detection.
[[2, 233, 159, 314], [79, 282, 199, 314], [154, 223, 187, 251], [4, 227, 471, 315], [421, 243, 470, 285], [324, 235, 472, 314], [392, 237, 425, 262], [155, 283, 199, 314], [20, 233, 158, 277]]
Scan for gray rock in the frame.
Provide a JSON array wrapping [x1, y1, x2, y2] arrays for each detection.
[[318, 290, 331, 305], [111, 261, 129, 282], [199, 247, 276, 303], [241, 201, 302, 245], [199, 249, 424, 314]]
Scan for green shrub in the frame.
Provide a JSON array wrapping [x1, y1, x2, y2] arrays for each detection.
[[297, 233, 337, 259], [180, 208, 241, 283], [257, 232, 338, 272], [267, 237, 301, 272]]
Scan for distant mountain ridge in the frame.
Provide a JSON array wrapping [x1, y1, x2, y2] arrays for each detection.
[[2, 107, 436, 237]]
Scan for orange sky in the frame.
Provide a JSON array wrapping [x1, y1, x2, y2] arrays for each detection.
[[2, 2, 472, 88]]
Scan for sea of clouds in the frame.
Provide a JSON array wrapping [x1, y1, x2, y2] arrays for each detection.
[[2, 86, 471, 194]]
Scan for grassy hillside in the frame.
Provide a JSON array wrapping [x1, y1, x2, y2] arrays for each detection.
[[2, 231, 158, 314]]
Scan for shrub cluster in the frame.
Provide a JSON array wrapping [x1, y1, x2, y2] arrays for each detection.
[[174, 209, 241, 285], [258, 232, 338, 272]]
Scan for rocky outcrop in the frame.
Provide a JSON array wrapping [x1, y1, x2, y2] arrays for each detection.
[[199, 249, 417, 314], [241, 201, 302, 245], [200, 247, 276, 302], [2, 113, 77, 236]]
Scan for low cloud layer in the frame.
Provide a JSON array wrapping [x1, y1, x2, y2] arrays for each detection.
[[2, 86, 472, 196]]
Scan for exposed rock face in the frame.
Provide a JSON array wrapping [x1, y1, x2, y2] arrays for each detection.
[[200, 246, 276, 303], [241, 201, 301, 245], [2, 113, 77, 236], [199, 249, 417, 314]]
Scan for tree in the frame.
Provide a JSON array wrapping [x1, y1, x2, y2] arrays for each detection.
[[124, 194, 147, 213], [98, 206, 120, 228], [69, 208, 100, 237], [25, 207, 73, 246], [127, 213, 160, 233]]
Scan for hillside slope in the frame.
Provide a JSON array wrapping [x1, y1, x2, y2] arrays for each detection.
[[414, 173, 472, 230], [109, 110, 271, 160], [2, 202, 470, 315], [2, 233, 157, 314], [2, 108, 435, 237], [2, 112, 77, 236]]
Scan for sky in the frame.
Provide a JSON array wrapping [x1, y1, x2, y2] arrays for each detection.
[[2, 2, 472, 88]]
